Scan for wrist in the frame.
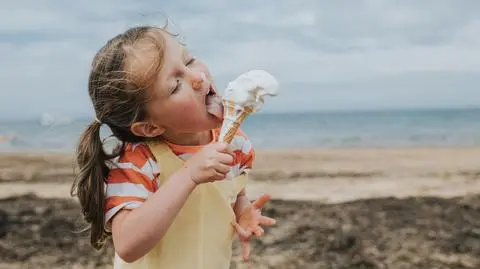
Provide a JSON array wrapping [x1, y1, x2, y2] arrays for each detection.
[[174, 166, 198, 190]]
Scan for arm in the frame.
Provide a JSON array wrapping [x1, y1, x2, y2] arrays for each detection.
[[111, 168, 195, 263], [108, 141, 233, 263]]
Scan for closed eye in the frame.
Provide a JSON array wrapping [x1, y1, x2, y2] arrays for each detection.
[[171, 57, 196, 95], [186, 57, 196, 66], [171, 79, 180, 94]]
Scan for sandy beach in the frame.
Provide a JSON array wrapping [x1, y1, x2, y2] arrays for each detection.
[[2, 147, 480, 202], [1, 147, 480, 268]]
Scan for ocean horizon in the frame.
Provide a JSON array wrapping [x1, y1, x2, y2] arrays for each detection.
[[1, 107, 480, 153]]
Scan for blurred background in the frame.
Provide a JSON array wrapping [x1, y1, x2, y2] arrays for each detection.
[[1, 1, 480, 268]]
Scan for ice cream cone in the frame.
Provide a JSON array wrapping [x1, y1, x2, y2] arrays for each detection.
[[218, 100, 254, 143]]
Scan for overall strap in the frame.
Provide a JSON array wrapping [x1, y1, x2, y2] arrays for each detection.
[[146, 139, 184, 182]]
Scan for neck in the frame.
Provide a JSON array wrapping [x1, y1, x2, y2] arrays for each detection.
[[161, 130, 213, 146]]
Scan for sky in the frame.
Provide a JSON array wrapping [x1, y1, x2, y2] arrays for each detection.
[[1, 0, 480, 120]]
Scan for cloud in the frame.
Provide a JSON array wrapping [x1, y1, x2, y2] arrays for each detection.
[[1, 0, 480, 120]]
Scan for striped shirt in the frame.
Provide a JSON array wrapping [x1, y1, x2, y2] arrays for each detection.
[[104, 128, 255, 223]]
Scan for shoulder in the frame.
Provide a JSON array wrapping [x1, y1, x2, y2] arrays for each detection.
[[122, 142, 153, 158], [107, 142, 160, 186], [104, 142, 160, 223]]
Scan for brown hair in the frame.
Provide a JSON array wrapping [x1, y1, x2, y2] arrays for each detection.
[[71, 25, 169, 249]]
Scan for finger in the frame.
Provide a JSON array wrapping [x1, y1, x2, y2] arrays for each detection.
[[242, 240, 250, 261], [213, 142, 229, 152], [218, 152, 234, 165], [217, 143, 236, 157], [214, 162, 231, 175], [211, 171, 227, 181], [258, 216, 276, 226], [253, 226, 264, 237], [252, 194, 272, 210], [225, 144, 235, 155], [231, 222, 251, 239]]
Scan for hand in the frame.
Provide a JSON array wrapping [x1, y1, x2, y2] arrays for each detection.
[[232, 194, 276, 260], [183, 142, 234, 184]]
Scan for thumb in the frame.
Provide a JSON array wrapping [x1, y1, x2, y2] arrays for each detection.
[[252, 194, 272, 210]]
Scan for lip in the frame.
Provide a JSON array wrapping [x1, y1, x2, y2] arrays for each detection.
[[204, 84, 224, 120], [204, 84, 214, 104]]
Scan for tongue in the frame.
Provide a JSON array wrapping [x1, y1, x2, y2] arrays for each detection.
[[206, 95, 224, 119]]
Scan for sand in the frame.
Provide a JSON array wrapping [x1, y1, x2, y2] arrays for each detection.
[[1, 147, 480, 268], [2, 147, 480, 202]]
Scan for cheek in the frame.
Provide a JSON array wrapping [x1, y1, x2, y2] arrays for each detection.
[[184, 98, 199, 113], [182, 94, 200, 109], [171, 95, 203, 119], [148, 96, 199, 124]]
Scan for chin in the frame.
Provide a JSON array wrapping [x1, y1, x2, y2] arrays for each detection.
[[183, 119, 221, 133]]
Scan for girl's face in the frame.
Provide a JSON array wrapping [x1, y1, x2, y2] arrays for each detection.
[[140, 32, 223, 137]]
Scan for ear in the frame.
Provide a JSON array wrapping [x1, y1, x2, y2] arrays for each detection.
[[130, 121, 165, 138]]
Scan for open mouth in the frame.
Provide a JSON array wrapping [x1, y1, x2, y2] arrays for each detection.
[[205, 85, 223, 119], [205, 85, 217, 104], [207, 85, 217, 96]]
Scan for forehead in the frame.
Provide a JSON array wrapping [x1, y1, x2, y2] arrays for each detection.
[[159, 34, 188, 76], [149, 33, 189, 95], [163, 34, 186, 62]]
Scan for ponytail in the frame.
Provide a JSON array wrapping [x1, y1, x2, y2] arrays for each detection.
[[74, 25, 163, 248], [71, 120, 110, 249]]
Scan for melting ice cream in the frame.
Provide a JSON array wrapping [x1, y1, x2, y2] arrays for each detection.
[[218, 70, 279, 143]]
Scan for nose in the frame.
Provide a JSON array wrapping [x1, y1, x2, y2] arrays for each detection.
[[188, 71, 206, 91]]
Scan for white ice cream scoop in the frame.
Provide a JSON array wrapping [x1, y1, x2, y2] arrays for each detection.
[[218, 70, 279, 143], [223, 70, 279, 111]]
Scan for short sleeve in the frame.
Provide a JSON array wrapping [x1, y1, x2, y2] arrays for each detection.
[[104, 142, 160, 224]]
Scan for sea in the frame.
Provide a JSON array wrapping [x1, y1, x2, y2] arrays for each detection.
[[1, 108, 480, 153]]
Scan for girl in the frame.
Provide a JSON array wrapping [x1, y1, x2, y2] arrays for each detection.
[[71, 25, 276, 268]]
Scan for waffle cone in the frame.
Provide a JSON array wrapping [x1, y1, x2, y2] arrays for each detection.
[[219, 101, 254, 143]]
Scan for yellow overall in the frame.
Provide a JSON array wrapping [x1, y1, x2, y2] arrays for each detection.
[[113, 140, 247, 269]]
